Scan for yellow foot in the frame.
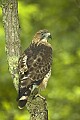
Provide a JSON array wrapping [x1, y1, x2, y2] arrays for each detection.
[[34, 94, 46, 100]]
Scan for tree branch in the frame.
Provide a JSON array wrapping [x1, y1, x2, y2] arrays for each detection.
[[1, 0, 48, 119], [27, 89, 48, 120]]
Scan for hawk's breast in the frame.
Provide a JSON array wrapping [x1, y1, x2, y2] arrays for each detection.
[[24, 43, 52, 88]]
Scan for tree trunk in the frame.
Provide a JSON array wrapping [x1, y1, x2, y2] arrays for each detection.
[[1, 0, 48, 119], [2, 0, 21, 91]]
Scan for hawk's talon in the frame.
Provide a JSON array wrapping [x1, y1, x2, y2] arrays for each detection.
[[34, 94, 46, 100]]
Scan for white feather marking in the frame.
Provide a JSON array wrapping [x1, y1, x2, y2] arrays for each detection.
[[20, 85, 26, 88], [40, 70, 51, 89], [19, 96, 27, 100], [23, 56, 27, 63], [22, 76, 28, 80]]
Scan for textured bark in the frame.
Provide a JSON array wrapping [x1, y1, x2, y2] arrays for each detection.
[[1, 0, 48, 119], [27, 89, 48, 120], [2, 0, 21, 91]]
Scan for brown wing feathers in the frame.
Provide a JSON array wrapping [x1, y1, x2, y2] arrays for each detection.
[[17, 30, 52, 109]]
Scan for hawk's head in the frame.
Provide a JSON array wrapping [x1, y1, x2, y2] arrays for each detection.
[[32, 29, 52, 44]]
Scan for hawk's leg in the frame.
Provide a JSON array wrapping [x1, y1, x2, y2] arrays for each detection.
[[31, 88, 46, 100]]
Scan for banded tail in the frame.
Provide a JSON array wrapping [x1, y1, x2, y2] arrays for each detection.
[[18, 85, 32, 109]]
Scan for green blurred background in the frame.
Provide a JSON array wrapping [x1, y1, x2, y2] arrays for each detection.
[[0, 0, 80, 120]]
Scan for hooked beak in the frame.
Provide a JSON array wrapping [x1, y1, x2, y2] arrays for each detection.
[[47, 33, 52, 40], [48, 34, 52, 39], [40, 32, 52, 40]]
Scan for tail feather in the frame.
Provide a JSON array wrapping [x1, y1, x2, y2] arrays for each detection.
[[17, 86, 32, 109], [18, 100, 27, 109], [17, 79, 43, 109]]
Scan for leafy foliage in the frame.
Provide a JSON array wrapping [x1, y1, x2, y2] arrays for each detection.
[[0, 0, 80, 120]]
